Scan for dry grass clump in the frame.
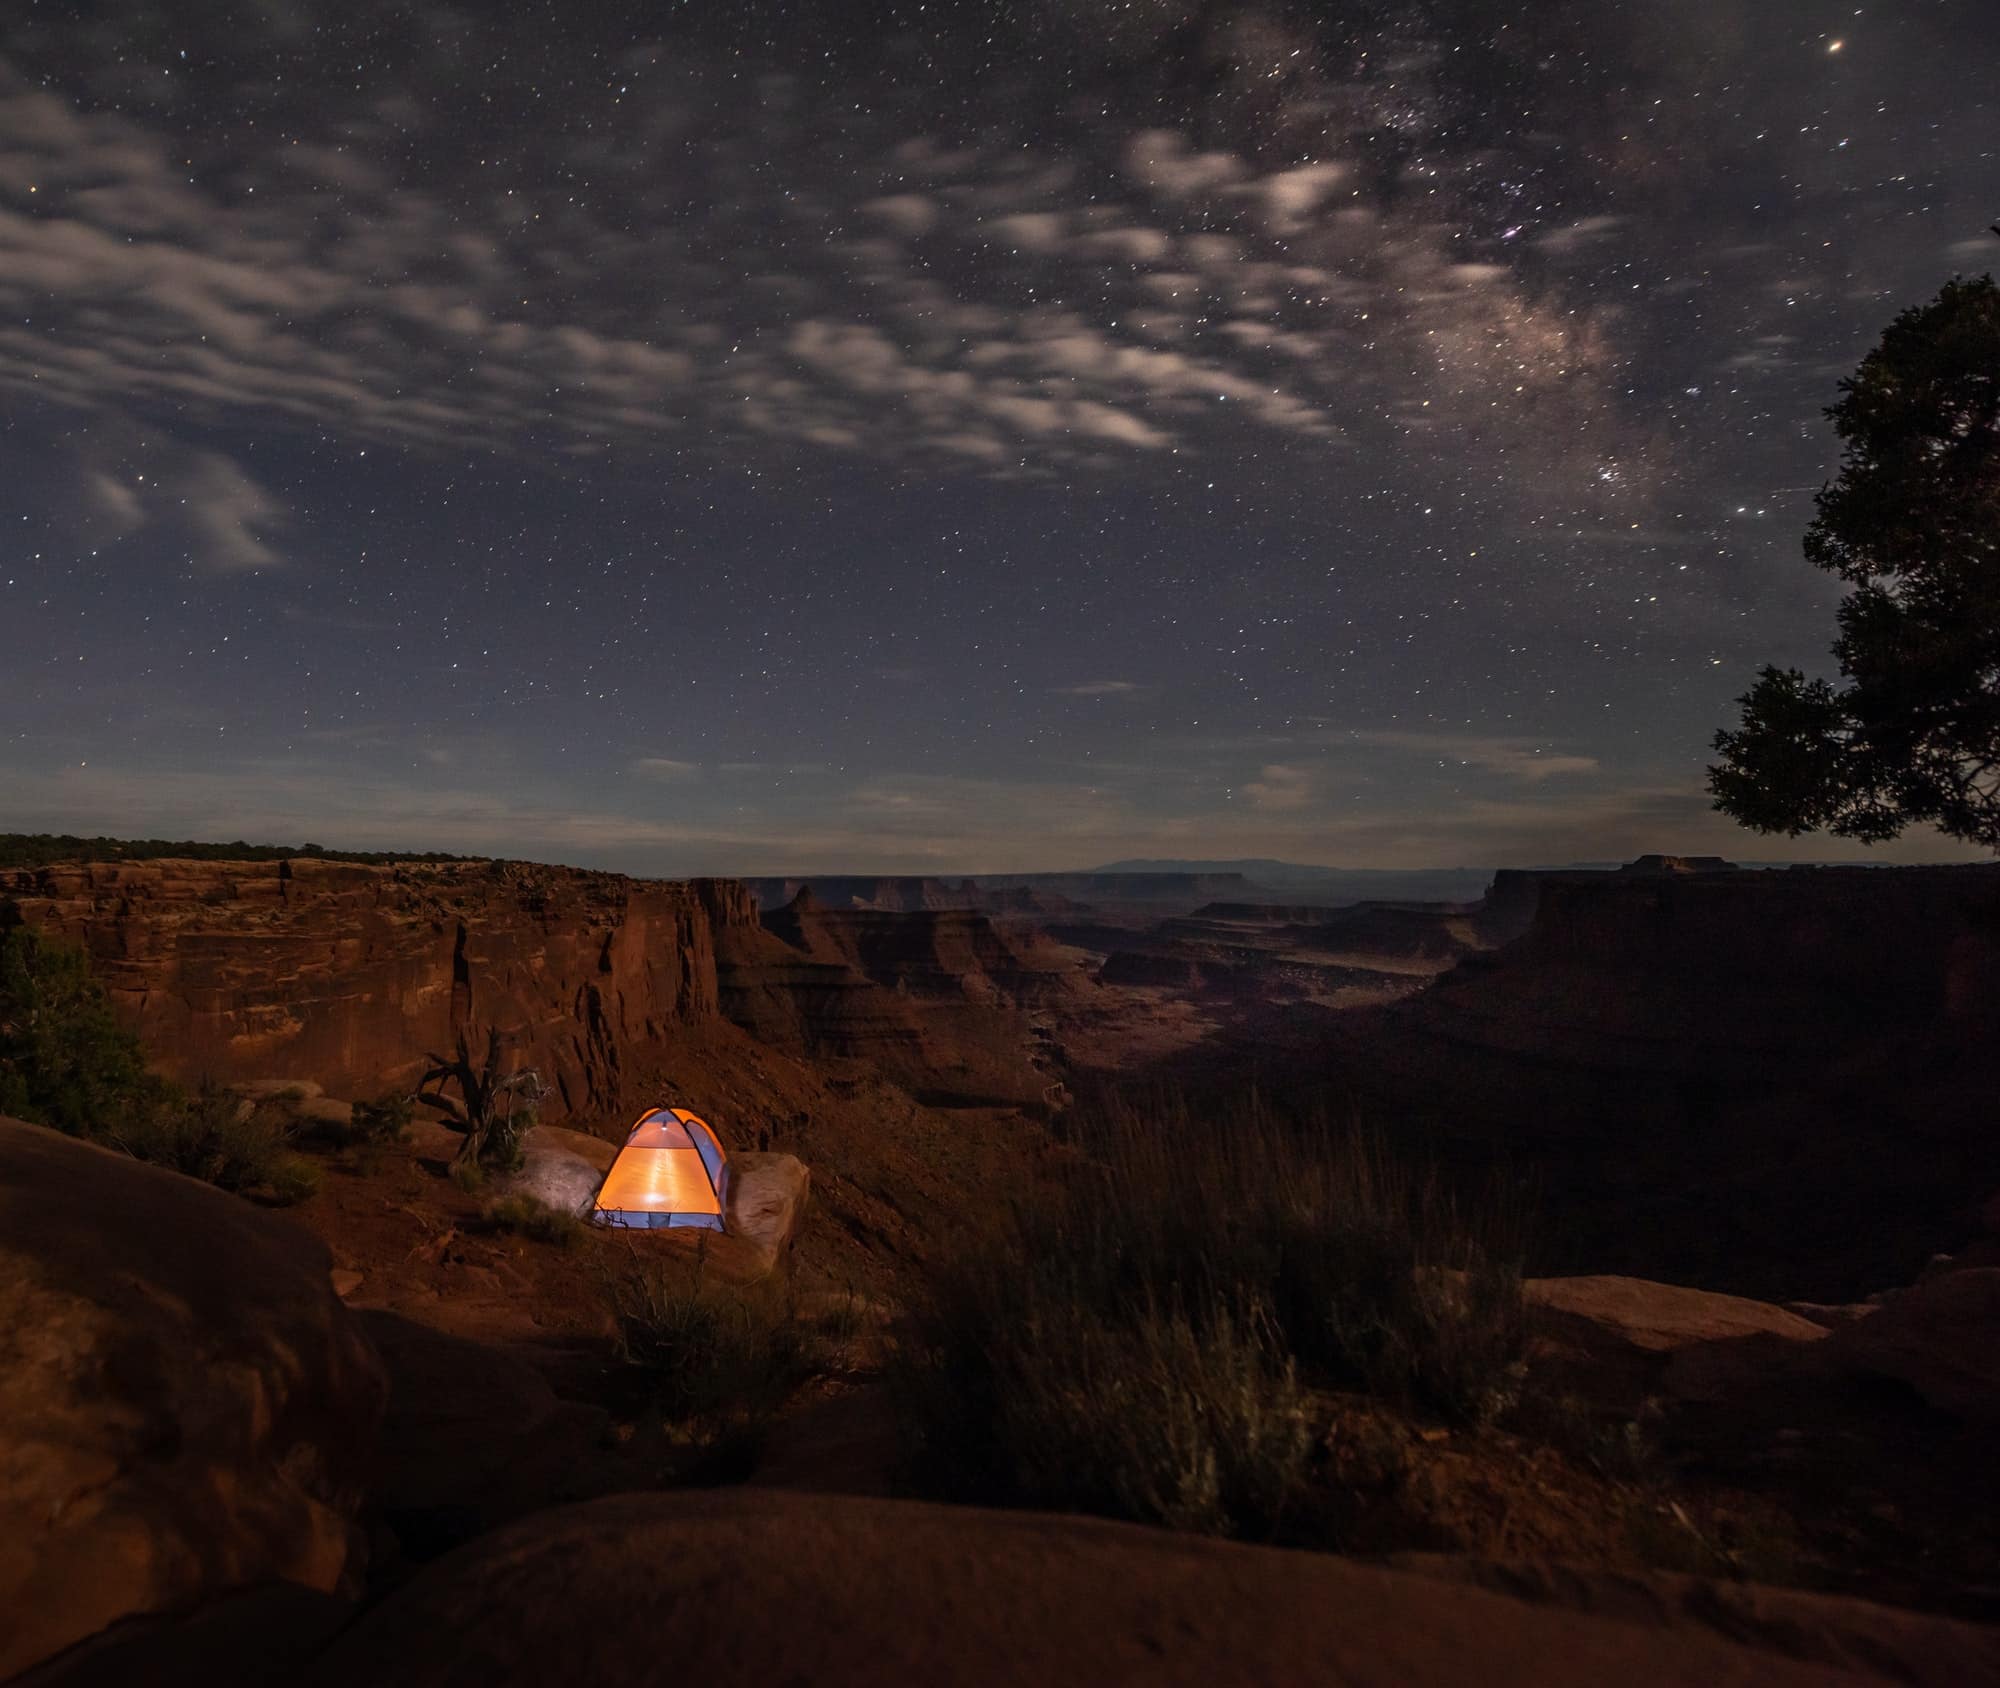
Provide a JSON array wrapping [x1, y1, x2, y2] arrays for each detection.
[[483, 1191, 585, 1248], [601, 1253, 826, 1480], [893, 1094, 1526, 1541]]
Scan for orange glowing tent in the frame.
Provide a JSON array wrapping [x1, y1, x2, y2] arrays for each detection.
[[591, 1107, 729, 1231]]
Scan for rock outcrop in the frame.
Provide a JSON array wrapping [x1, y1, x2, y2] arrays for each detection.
[[1525, 1275, 1830, 1408], [1418, 864, 2000, 1077], [2, 858, 747, 1121], [723, 1151, 810, 1277], [1821, 1268, 2000, 1419], [0, 1118, 387, 1678], [715, 890, 1080, 1104], [2, 857, 1074, 1126], [1316, 864, 2000, 1300], [299, 1488, 2000, 1688]]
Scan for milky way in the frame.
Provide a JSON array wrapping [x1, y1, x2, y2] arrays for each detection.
[[4, 2, 1996, 871]]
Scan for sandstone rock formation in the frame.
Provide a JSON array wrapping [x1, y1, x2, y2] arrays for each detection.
[[353, 1312, 627, 1562], [0, 1118, 387, 1679], [1416, 864, 2000, 1077], [1526, 1275, 1833, 1352], [496, 1124, 617, 1216], [2, 856, 1076, 1128], [299, 1488, 2000, 1688], [723, 1151, 810, 1277], [1315, 863, 2000, 1299], [2, 857, 742, 1120], [1820, 1267, 2000, 1419], [1525, 1275, 1830, 1407]]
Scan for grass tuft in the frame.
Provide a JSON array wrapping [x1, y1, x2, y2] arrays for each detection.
[[483, 1191, 584, 1247], [893, 1093, 1525, 1540], [602, 1256, 821, 1478]]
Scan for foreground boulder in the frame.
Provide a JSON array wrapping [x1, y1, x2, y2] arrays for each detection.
[[303, 1489, 1999, 1687], [0, 1118, 388, 1678], [356, 1312, 631, 1559]]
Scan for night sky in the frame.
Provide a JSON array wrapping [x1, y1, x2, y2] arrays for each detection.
[[5, 2, 1997, 874]]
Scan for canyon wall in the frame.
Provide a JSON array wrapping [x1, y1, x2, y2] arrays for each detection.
[[2, 858, 1078, 1123], [1416, 864, 2000, 1077], [1315, 862, 2000, 1298], [1, 858, 758, 1120]]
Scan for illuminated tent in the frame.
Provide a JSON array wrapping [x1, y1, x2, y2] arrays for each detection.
[[591, 1107, 729, 1231]]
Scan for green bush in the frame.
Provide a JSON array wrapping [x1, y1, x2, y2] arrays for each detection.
[[893, 1096, 1525, 1540], [483, 1191, 584, 1247], [0, 928, 320, 1204], [0, 925, 165, 1132]]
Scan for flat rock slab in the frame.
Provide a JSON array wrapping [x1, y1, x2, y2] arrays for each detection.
[[1392, 1554, 2000, 1688], [291, 1095, 356, 1131], [301, 1489, 2000, 1688], [1526, 1274, 1829, 1408], [1526, 1276, 1831, 1351], [0, 1118, 387, 1679]]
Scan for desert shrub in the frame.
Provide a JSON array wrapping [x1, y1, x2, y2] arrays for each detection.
[[0, 925, 166, 1132], [356, 1091, 414, 1141], [448, 1157, 487, 1194], [0, 927, 324, 1203], [893, 1094, 1525, 1539], [111, 1085, 318, 1205], [980, 1290, 1314, 1536], [605, 1260, 809, 1475], [484, 1191, 584, 1247]]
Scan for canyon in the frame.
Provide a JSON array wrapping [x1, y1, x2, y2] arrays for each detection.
[[0, 856, 1087, 1125]]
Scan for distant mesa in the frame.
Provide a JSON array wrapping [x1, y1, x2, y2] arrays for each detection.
[[1619, 854, 1737, 875]]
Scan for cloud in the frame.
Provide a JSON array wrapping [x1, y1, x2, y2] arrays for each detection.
[[862, 193, 939, 235], [1054, 679, 1142, 697], [632, 757, 700, 779], [1356, 733, 1600, 783], [0, 13, 1726, 512], [184, 450, 284, 571], [1243, 764, 1313, 812]]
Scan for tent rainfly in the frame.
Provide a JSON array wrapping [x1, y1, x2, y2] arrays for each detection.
[[591, 1107, 729, 1231]]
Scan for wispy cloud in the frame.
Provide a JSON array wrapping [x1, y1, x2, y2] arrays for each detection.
[[1053, 679, 1142, 697], [1242, 763, 1314, 812], [1355, 733, 1600, 783]]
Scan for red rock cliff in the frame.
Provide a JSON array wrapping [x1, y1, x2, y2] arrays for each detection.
[[2, 858, 754, 1119], [1416, 864, 2000, 1077]]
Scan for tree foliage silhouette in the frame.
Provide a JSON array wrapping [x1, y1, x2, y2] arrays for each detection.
[[1711, 276, 2000, 849]]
